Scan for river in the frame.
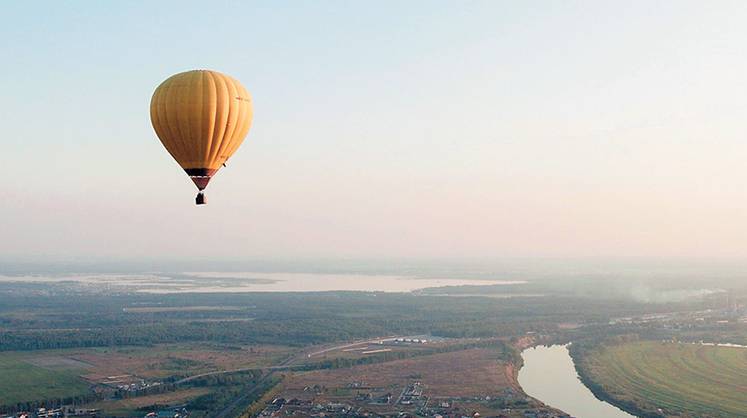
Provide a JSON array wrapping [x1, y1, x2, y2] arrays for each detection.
[[518, 345, 636, 418]]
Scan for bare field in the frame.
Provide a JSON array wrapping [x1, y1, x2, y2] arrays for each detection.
[[271, 348, 539, 417], [122, 306, 247, 313], [287, 348, 519, 399], [1, 342, 294, 397], [24, 356, 93, 369], [302, 336, 480, 363], [86, 388, 211, 416], [72, 344, 293, 383], [306, 344, 432, 362]]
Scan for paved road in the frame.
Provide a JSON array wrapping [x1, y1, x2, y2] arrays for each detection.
[[208, 351, 303, 418], [176, 366, 264, 385], [184, 335, 405, 417], [176, 351, 301, 385], [179, 335, 403, 385], [212, 371, 275, 418], [305, 335, 399, 357]]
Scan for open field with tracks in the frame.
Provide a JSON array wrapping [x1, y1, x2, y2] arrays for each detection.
[[579, 341, 747, 417]]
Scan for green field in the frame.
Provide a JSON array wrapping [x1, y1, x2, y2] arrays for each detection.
[[0, 343, 293, 411], [0, 353, 90, 406], [581, 341, 747, 418]]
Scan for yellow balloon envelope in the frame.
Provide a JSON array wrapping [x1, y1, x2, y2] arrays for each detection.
[[150, 70, 253, 204]]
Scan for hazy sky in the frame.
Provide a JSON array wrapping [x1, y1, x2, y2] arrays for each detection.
[[3, 1, 747, 261]]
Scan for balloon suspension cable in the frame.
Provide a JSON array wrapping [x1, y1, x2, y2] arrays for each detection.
[[196, 192, 207, 205]]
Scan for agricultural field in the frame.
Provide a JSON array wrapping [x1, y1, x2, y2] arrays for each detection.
[[84, 387, 211, 416], [0, 343, 293, 409], [579, 341, 747, 417], [0, 353, 90, 406], [72, 343, 293, 382]]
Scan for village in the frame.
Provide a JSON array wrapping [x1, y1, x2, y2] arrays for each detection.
[[1, 406, 189, 418], [256, 380, 570, 418]]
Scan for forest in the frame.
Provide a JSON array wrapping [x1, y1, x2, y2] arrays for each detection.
[[0, 281, 695, 352]]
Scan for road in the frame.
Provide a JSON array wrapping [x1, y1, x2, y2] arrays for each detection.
[[212, 371, 275, 418], [178, 335, 406, 386], [305, 335, 399, 358], [206, 348, 311, 418], [176, 351, 302, 385], [184, 335, 405, 417]]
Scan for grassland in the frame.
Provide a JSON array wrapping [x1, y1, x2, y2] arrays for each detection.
[[85, 388, 211, 417], [0, 353, 90, 406], [0, 343, 293, 410], [579, 341, 747, 418], [73, 343, 293, 382]]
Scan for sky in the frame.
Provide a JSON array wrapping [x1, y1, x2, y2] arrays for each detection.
[[3, 1, 747, 261]]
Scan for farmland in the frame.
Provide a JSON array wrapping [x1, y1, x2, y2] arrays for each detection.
[[576, 341, 747, 417], [84, 388, 211, 416], [0, 343, 293, 411], [1, 271, 744, 417], [72, 343, 293, 381], [0, 353, 90, 406]]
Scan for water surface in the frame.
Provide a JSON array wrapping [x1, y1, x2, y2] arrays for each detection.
[[0, 272, 525, 293], [518, 345, 636, 418]]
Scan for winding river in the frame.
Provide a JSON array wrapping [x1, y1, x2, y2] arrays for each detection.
[[518, 345, 636, 418]]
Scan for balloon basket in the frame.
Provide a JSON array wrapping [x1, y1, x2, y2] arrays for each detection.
[[196, 192, 207, 205]]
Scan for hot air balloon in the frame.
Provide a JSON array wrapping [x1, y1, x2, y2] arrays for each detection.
[[150, 70, 253, 205]]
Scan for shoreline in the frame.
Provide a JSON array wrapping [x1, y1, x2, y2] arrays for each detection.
[[508, 336, 571, 417], [567, 344, 656, 418]]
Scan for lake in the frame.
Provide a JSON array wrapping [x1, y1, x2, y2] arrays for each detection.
[[0, 272, 525, 293], [518, 345, 636, 418]]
